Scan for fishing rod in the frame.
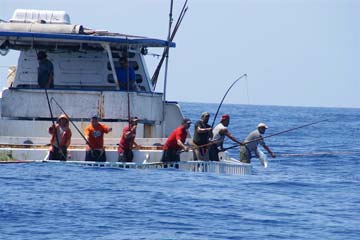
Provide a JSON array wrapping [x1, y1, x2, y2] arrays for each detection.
[[191, 139, 223, 149], [50, 97, 93, 148], [44, 88, 66, 160], [50, 97, 108, 162], [223, 119, 329, 151], [176, 139, 224, 154], [211, 73, 247, 128]]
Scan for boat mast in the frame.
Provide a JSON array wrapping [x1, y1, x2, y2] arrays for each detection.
[[162, 0, 174, 135], [126, 38, 131, 123]]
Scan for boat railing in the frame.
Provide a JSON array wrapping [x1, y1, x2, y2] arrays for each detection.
[[57, 160, 252, 175]]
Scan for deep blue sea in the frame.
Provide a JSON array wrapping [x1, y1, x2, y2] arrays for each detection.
[[1, 103, 359, 240]]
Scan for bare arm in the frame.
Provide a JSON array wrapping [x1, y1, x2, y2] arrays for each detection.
[[196, 126, 212, 134], [223, 129, 244, 145], [264, 144, 276, 158], [177, 139, 189, 151]]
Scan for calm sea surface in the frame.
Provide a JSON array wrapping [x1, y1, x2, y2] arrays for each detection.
[[1, 103, 359, 240]]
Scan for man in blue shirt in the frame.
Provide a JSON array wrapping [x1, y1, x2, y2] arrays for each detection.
[[37, 51, 54, 88], [115, 57, 136, 91]]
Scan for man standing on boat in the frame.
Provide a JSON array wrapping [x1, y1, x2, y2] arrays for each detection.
[[118, 117, 140, 162], [161, 118, 192, 163], [37, 51, 54, 89], [209, 114, 244, 161], [48, 114, 72, 161], [84, 115, 112, 162], [115, 57, 136, 91], [240, 123, 276, 164], [192, 112, 213, 161]]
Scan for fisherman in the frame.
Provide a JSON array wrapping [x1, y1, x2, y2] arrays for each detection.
[[115, 57, 137, 91], [161, 118, 192, 163], [192, 112, 213, 160], [84, 115, 112, 162], [209, 114, 244, 161], [118, 117, 140, 162], [37, 51, 54, 88], [48, 114, 72, 161], [240, 123, 276, 164]]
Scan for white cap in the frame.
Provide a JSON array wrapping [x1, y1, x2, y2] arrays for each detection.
[[257, 123, 268, 129]]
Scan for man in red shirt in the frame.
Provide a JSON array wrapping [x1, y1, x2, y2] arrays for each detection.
[[84, 115, 112, 162], [118, 117, 140, 162], [161, 118, 191, 163]]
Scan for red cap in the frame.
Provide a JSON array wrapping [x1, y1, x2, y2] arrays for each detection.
[[220, 114, 230, 122]]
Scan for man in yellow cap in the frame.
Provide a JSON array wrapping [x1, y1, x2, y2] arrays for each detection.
[[48, 114, 72, 160], [240, 122, 276, 164]]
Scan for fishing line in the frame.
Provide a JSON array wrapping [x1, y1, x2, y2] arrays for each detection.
[[211, 73, 247, 128], [277, 151, 360, 157]]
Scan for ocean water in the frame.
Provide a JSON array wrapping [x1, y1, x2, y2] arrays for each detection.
[[1, 103, 359, 240]]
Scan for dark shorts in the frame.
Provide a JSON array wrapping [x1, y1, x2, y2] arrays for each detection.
[[161, 149, 180, 163], [208, 145, 220, 161], [118, 149, 134, 162], [85, 150, 106, 162], [49, 146, 67, 161]]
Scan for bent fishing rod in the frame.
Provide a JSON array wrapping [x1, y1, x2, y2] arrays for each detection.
[[50, 97, 94, 149], [223, 119, 329, 151], [211, 73, 247, 128]]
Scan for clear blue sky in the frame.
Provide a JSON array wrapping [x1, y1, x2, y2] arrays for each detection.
[[1, 0, 359, 108]]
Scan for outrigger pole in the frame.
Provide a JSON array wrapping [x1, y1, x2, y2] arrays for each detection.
[[126, 37, 131, 123], [151, 0, 188, 89], [211, 73, 247, 128], [223, 119, 329, 151], [162, 0, 174, 105], [159, 0, 188, 136]]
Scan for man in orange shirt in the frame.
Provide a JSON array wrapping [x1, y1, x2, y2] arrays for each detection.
[[84, 115, 112, 162], [48, 114, 72, 161]]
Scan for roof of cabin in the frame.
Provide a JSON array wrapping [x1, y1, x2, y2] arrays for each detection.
[[0, 30, 175, 49]]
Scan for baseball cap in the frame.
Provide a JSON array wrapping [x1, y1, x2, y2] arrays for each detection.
[[58, 114, 69, 121], [130, 117, 139, 124], [220, 114, 230, 122], [201, 112, 210, 118], [257, 122, 268, 129], [182, 118, 192, 125]]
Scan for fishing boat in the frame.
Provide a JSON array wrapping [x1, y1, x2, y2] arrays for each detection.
[[0, 9, 251, 175]]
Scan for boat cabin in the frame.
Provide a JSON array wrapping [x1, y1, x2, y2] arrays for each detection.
[[0, 9, 183, 140]]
